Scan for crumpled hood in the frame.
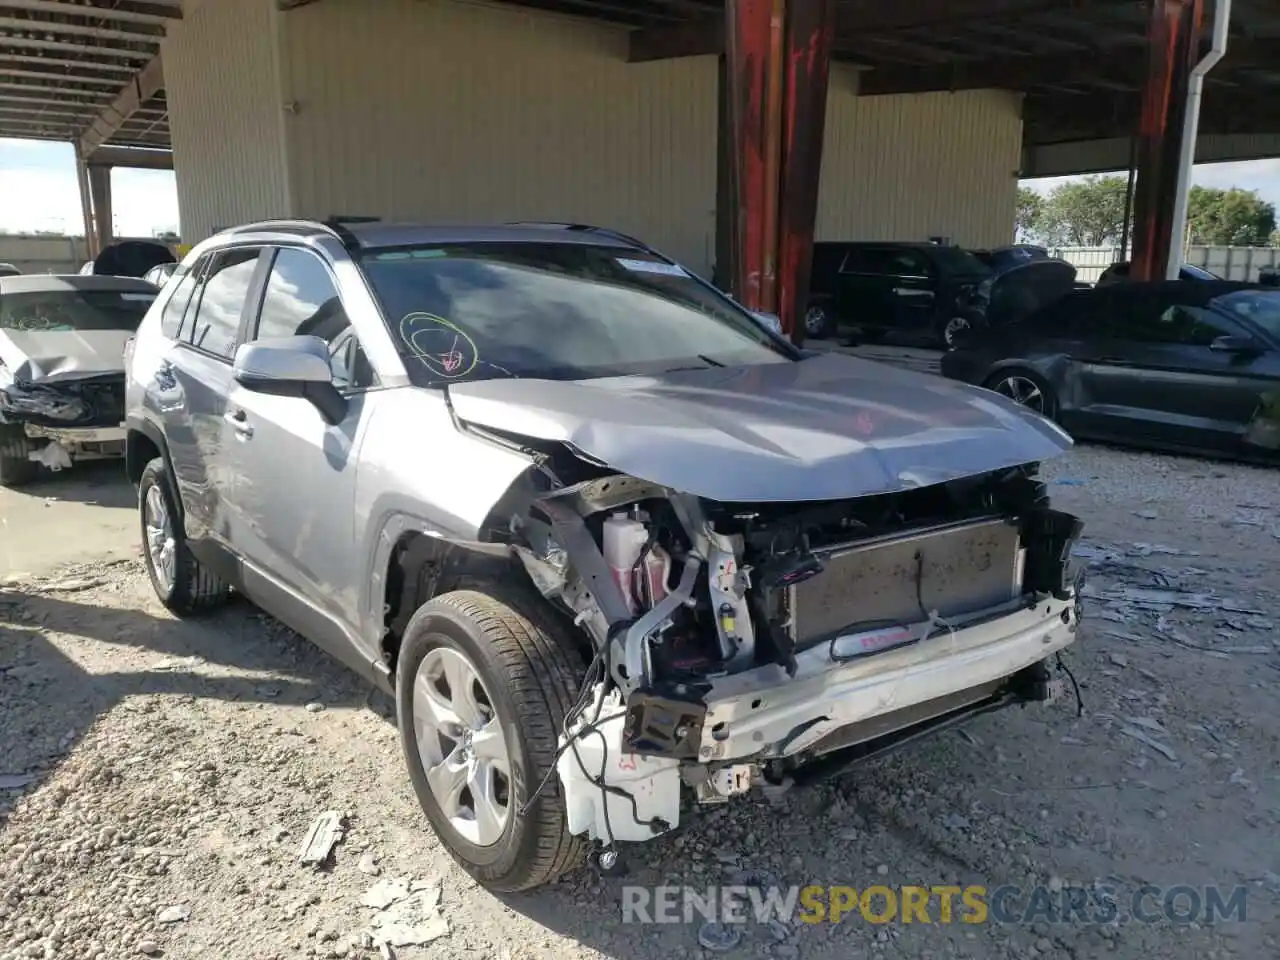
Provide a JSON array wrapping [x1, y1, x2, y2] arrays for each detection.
[[447, 352, 1072, 502], [0, 329, 131, 383]]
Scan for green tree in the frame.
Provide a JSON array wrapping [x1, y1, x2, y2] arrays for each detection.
[[1186, 186, 1276, 246], [1015, 186, 1045, 242], [1038, 175, 1131, 247]]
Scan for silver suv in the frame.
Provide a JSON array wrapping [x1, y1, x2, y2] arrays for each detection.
[[124, 219, 1086, 892]]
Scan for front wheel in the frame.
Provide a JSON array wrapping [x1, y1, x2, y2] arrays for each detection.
[[984, 370, 1058, 420], [0, 424, 37, 487], [138, 457, 229, 615], [397, 587, 588, 892]]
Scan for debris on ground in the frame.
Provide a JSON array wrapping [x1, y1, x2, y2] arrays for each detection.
[[297, 810, 345, 867], [362, 877, 449, 949], [1119, 725, 1178, 762], [156, 904, 190, 924]]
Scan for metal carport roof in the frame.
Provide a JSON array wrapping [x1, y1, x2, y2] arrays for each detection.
[[0, 0, 178, 157], [1, 0, 1278, 163]]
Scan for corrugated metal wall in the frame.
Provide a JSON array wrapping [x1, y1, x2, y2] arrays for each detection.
[[276, 0, 719, 274], [818, 88, 1022, 248], [162, 0, 291, 242]]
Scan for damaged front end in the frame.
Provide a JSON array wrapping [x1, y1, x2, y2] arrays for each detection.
[[0, 368, 128, 468], [498, 452, 1085, 849]]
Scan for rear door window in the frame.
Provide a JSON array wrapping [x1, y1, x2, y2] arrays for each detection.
[[159, 259, 205, 341], [187, 248, 262, 360]]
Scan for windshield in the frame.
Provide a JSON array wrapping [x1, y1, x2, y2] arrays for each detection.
[[0, 288, 157, 332], [360, 242, 794, 384], [931, 246, 991, 276], [1213, 289, 1280, 339]]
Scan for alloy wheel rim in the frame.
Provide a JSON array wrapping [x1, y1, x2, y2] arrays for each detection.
[[805, 305, 826, 334], [144, 484, 176, 592], [944, 316, 971, 346], [413, 645, 512, 847], [993, 375, 1046, 413]]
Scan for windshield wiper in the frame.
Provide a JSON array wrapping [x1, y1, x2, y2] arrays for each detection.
[[662, 355, 726, 374]]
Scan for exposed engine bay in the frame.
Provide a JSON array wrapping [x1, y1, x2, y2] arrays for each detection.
[[476, 430, 1086, 850]]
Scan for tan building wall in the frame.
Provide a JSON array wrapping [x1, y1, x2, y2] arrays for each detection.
[[819, 87, 1023, 249], [276, 0, 719, 274], [162, 0, 292, 242], [162, 0, 1023, 264]]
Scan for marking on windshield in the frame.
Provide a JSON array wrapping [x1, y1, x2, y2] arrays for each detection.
[[616, 258, 688, 277], [398, 312, 478, 379]]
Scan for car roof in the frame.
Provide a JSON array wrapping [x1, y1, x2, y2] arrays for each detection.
[[0, 274, 160, 295], [214, 220, 646, 252], [814, 240, 942, 251]]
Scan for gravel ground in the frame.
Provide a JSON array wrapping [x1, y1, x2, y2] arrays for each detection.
[[2, 444, 1279, 960]]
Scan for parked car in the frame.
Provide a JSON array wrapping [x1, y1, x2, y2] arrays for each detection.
[[804, 241, 993, 345], [1258, 265, 1280, 287], [124, 219, 1085, 892], [143, 261, 180, 287], [1096, 260, 1221, 285], [0, 274, 159, 484], [970, 244, 1050, 273], [0, 263, 20, 278], [940, 280, 1280, 461]]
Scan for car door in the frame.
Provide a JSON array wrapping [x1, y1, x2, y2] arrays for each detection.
[[220, 245, 379, 650], [1140, 300, 1280, 453], [165, 245, 267, 547], [1071, 285, 1246, 449], [880, 248, 938, 332]]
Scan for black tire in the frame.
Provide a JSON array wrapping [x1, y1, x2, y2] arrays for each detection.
[[138, 456, 229, 615], [396, 587, 588, 892], [803, 300, 835, 339], [983, 368, 1059, 420], [0, 424, 37, 487]]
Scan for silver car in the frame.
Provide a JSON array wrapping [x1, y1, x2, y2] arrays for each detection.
[[0, 274, 158, 484], [124, 219, 1085, 891]]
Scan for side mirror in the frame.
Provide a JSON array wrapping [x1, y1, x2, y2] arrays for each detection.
[[233, 335, 347, 425], [1209, 334, 1263, 355]]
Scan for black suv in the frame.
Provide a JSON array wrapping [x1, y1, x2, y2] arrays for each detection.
[[805, 241, 992, 345]]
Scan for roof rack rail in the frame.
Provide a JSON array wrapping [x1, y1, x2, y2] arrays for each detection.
[[215, 217, 369, 255], [504, 220, 652, 252], [322, 216, 380, 253]]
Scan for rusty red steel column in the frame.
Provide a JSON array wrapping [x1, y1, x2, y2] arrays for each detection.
[[1129, 0, 1203, 282], [776, 0, 836, 343], [725, 0, 775, 312]]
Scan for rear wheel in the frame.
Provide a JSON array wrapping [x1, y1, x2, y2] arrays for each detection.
[[984, 369, 1058, 419], [138, 457, 229, 615], [804, 301, 835, 339], [397, 587, 588, 892], [941, 315, 973, 348], [0, 424, 37, 487]]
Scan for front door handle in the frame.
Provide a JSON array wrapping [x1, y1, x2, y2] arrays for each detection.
[[224, 408, 254, 438], [1097, 356, 1134, 365]]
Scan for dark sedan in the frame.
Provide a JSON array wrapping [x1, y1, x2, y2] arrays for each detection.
[[940, 281, 1280, 461]]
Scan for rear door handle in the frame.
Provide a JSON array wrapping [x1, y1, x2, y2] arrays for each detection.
[[224, 408, 253, 438], [1097, 356, 1134, 365]]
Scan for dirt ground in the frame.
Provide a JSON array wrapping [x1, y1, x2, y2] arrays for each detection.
[[2, 444, 1279, 960]]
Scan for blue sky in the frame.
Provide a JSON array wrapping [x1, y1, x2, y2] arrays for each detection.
[[2, 135, 1278, 239]]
